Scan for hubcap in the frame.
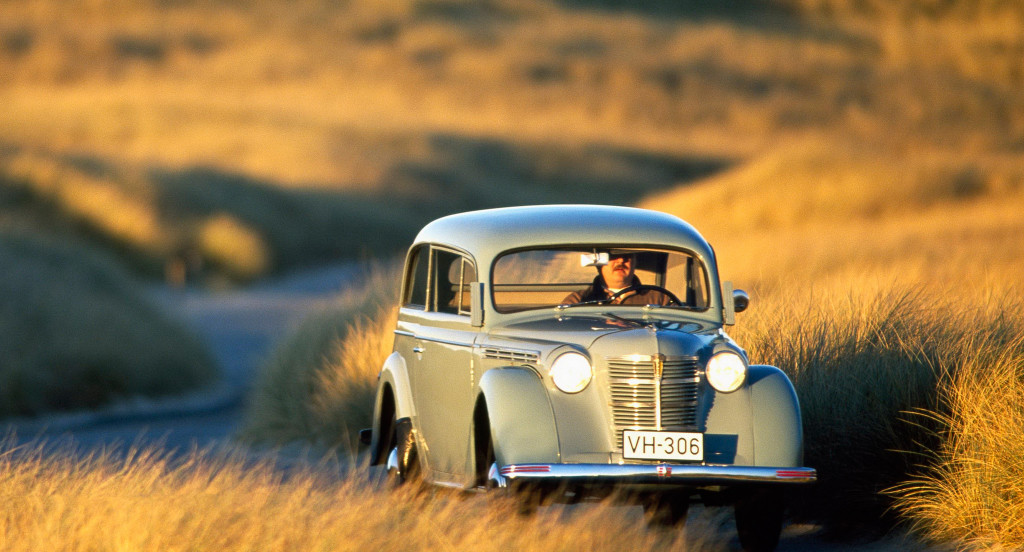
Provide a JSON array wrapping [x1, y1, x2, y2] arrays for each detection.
[[386, 447, 401, 479]]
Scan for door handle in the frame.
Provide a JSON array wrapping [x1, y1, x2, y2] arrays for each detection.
[[413, 346, 425, 354]]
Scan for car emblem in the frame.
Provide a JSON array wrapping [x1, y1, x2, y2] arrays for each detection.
[[653, 353, 665, 381]]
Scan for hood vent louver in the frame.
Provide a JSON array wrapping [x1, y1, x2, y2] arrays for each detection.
[[484, 348, 539, 365]]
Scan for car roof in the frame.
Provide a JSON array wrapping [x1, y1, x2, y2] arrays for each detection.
[[413, 205, 715, 265]]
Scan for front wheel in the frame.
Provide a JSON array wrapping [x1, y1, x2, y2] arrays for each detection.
[[478, 421, 541, 516], [734, 489, 784, 552], [385, 416, 419, 485]]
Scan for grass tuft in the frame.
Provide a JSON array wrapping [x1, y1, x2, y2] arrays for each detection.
[[889, 334, 1024, 549], [239, 262, 401, 450]]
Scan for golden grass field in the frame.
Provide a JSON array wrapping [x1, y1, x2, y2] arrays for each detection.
[[3, 0, 1024, 549], [1, 438, 750, 552]]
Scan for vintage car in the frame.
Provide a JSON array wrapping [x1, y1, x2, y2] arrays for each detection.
[[364, 205, 815, 551]]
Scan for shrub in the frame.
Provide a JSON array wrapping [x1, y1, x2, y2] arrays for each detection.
[[0, 232, 217, 416]]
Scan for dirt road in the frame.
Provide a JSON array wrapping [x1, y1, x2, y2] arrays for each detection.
[[4, 263, 356, 457]]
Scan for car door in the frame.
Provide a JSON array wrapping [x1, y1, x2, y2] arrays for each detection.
[[406, 246, 479, 480]]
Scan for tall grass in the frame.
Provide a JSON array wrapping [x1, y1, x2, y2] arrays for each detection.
[[637, 138, 1024, 539], [732, 286, 1023, 533], [0, 232, 217, 416], [0, 439, 729, 552], [239, 262, 401, 450], [889, 338, 1024, 549]]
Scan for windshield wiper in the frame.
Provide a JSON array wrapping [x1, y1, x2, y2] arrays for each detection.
[[602, 312, 645, 328], [555, 299, 609, 311]]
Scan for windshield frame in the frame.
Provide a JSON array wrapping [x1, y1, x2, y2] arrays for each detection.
[[489, 243, 714, 315]]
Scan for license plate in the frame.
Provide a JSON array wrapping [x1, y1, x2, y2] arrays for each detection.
[[623, 430, 703, 461]]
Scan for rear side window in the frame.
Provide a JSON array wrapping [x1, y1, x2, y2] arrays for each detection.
[[403, 245, 429, 308], [433, 249, 462, 314], [404, 244, 477, 317]]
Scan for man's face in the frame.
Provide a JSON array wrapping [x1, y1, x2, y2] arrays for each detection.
[[600, 253, 634, 289]]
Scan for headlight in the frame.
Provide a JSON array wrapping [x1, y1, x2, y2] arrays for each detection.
[[706, 351, 747, 393], [550, 352, 592, 394]]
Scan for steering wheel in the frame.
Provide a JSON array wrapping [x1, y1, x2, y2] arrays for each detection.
[[607, 285, 683, 307]]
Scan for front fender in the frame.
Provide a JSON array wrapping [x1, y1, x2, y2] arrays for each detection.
[[748, 364, 804, 467], [370, 351, 416, 465], [478, 367, 560, 465]]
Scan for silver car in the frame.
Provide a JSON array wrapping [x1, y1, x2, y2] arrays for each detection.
[[364, 205, 815, 551]]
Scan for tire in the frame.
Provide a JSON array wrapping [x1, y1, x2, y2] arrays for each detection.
[[386, 416, 419, 485], [734, 489, 784, 552], [643, 492, 690, 528], [479, 425, 539, 516]]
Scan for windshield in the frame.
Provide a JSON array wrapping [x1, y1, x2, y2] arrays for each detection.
[[492, 247, 710, 313]]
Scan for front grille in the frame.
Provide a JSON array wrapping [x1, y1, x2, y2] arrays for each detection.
[[607, 355, 701, 448]]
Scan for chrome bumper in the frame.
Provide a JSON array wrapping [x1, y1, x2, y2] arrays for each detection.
[[490, 463, 817, 488]]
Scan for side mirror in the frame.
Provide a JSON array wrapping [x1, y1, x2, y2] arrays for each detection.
[[721, 282, 749, 326], [733, 289, 749, 313]]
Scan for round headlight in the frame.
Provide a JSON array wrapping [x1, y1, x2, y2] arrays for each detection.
[[706, 351, 747, 393], [550, 352, 592, 394]]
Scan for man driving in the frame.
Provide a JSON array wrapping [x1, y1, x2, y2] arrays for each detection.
[[561, 251, 673, 306]]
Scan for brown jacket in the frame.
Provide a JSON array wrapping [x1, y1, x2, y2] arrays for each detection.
[[561, 275, 672, 306]]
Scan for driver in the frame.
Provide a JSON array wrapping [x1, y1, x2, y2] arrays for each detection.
[[561, 252, 673, 306]]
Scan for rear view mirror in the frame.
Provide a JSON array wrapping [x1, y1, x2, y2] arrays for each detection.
[[581, 252, 609, 267]]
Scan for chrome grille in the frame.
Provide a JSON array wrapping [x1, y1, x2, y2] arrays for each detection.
[[607, 355, 701, 447]]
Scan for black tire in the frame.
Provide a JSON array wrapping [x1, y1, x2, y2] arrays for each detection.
[[479, 425, 540, 516], [734, 489, 784, 552], [643, 492, 690, 528], [386, 416, 419, 485]]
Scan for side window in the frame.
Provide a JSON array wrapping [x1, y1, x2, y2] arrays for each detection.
[[403, 245, 429, 309], [430, 249, 476, 316], [459, 261, 477, 316], [433, 249, 462, 314]]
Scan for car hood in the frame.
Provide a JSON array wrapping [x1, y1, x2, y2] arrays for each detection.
[[487, 313, 722, 356]]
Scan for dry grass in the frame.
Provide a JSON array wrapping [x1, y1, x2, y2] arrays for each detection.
[[640, 139, 1024, 535], [239, 262, 401, 449], [890, 337, 1024, 550], [0, 147, 423, 283], [639, 143, 1024, 300], [730, 285, 1022, 533], [2, 0, 1022, 281], [0, 439, 733, 552]]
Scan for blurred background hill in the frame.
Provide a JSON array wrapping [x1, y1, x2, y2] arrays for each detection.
[[3, 0, 1020, 282]]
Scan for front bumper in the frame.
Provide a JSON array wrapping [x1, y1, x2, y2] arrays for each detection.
[[491, 463, 817, 487]]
